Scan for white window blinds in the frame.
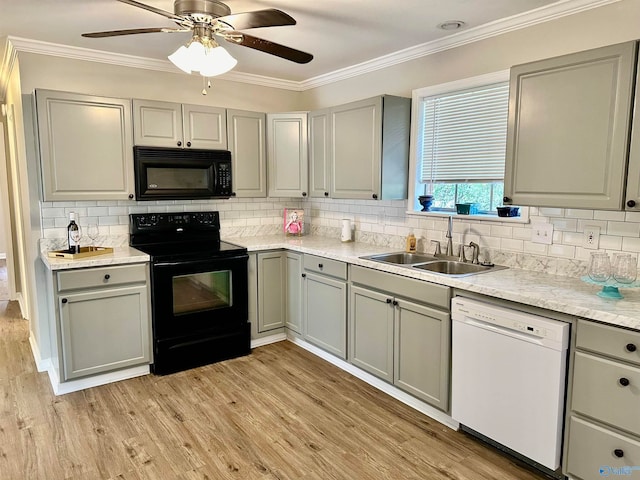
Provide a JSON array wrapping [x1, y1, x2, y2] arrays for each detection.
[[419, 81, 509, 183]]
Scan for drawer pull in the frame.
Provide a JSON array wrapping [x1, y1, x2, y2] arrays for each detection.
[[301, 273, 306, 278], [318, 263, 323, 269], [614, 449, 625, 458], [626, 343, 637, 352], [619, 377, 630, 387], [61, 298, 68, 304], [104, 274, 111, 280], [386, 298, 392, 304], [392, 300, 398, 306]]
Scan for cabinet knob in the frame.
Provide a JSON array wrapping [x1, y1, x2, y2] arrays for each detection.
[[318, 263, 323, 269], [627, 200, 637, 208], [503, 196, 512, 203], [186, 141, 191, 147], [324, 192, 329, 197], [386, 298, 392, 304], [302, 192, 307, 197], [372, 193, 378, 200], [619, 377, 630, 387], [61, 298, 68, 304], [177, 141, 182, 147], [104, 274, 111, 280], [614, 449, 625, 458], [128, 193, 134, 199], [392, 300, 398, 306], [231, 192, 237, 197], [301, 273, 306, 278], [626, 343, 637, 352]]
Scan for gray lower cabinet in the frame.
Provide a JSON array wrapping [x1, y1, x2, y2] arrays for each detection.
[[302, 255, 348, 358], [285, 252, 303, 334], [350, 266, 451, 411], [256, 251, 286, 333], [504, 41, 637, 210], [35, 89, 135, 201], [564, 320, 640, 479], [54, 263, 151, 381]]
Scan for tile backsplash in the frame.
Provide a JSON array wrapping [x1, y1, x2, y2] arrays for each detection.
[[40, 197, 640, 277]]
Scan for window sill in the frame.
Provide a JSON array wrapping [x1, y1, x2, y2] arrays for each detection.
[[406, 207, 530, 224]]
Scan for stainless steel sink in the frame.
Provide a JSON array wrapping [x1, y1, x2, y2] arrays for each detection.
[[361, 252, 438, 265], [413, 260, 507, 277]]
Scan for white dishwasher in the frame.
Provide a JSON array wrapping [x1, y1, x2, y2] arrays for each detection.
[[451, 296, 570, 472]]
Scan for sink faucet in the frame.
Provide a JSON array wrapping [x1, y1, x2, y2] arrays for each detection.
[[445, 216, 454, 256]]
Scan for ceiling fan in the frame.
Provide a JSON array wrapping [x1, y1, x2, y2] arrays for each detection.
[[82, 0, 313, 75]]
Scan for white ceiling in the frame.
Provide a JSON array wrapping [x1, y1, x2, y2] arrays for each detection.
[[0, 0, 611, 82]]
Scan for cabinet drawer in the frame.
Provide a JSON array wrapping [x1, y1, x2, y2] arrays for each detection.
[[577, 320, 640, 366], [303, 254, 347, 280], [567, 416, 640, 480], [572, 351, 640, 436], [57, 264, 147, 292]]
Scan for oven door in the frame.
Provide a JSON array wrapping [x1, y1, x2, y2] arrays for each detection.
[[151, 253, 248, 340]]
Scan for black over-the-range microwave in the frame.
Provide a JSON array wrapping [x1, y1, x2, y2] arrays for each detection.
[[133, 146, 232, 201]]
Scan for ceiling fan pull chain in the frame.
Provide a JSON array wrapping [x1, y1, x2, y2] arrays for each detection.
[[201, 76, 208, 95]]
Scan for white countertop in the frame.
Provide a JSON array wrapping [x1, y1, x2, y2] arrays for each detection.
[[226, 235, 640, 332], [40, 234, 640, 331]]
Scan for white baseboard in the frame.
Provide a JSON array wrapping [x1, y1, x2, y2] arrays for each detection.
[[16, 292, 26, 318], [287, 334, 459, 431], [28, 333, 50, 373], [251, 332, 287, 348], [49, 364, 150, 396]]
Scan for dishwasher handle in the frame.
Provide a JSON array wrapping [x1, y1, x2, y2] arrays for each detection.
[[455, 315, 548, 346]]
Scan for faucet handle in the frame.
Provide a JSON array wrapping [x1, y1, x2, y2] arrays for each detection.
[[430, 240, 441, 256], [458, 244, 467, 263], [468, 241, 480, 264]]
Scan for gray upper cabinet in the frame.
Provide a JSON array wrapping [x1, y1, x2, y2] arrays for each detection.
[[227, 109, 267, 197], [625, 53, 640, 211], [330, 95, 410, 200], [308, 108, 332, 198], [504, 41, 637, 210], [36, 89, 135, 201], [133, 99, 227, 150], [267, 113, 308, 198]]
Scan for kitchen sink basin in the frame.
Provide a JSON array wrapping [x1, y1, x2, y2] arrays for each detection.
[[361, 252, 438, 265], [413, 260, 507, 277]]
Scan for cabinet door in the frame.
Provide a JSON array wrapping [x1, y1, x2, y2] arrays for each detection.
[[331, 97, 382, 200], [182, 104, 227, 150], [36, 90, 135, 201], [303, 272, 347, 358], [267, 113, 308, 198], [133, 99, 183, 147], [624, 56, 640, 211], [349, 285, 394, 382], [285, 252, 303, 334], [227, 109, 267, 197], [504, 42, 637, 210], [394, 298, 450, 410], [257, 252, 285, 332], [59, 285, 150, 380], [308, 108, 332, 198]]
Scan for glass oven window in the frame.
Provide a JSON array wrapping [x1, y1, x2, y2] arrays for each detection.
[[147, 167, 208, 189], [172, 270, 232, 315]]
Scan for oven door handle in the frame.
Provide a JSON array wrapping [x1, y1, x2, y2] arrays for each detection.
[[154, 254, 248, 269]]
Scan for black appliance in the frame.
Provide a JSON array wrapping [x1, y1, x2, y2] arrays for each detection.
[[130, 211, 250, 375], [133, 146, 232, 201]]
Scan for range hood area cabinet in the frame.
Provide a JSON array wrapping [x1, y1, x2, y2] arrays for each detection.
[[35, 89, 136, 201], [503, 41, 639, 211], [308, 95, 411, 200], [266, 112, 308, 198], [132, 99, 227, 150]]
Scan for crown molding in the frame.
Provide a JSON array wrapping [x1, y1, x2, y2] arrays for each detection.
[[5, 0, 620, 93], [0, 40, 18, 101]]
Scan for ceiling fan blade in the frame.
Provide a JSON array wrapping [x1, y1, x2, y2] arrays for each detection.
[[82, 27, 188, 38], [116, 0, 184, 21], [224, 32, 313, 64], [217, 9, 296, 30]]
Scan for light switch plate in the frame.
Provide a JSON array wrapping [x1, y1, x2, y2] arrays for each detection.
[[532, 223, 554, 245]]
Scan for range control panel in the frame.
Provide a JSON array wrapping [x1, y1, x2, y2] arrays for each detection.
[[130, 211, 220, 232]]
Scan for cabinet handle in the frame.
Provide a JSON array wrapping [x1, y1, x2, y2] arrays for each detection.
[[324, 192, 329, 197], [626, 343, 637, 352], [627, 200, 637, 208], [372, 193, 378, 200], [177, 141, 182, 147], [386, 298, 392, 304], [503, 196, 512, 203], [318, 263, 323, 269], [231, 192, 237, 197], [392, 300, 398, 306], [619, 377, 630, 387], [302, 192, 307, 197], [61, 298, 68, 304], [301, 273, 306, 278], [128, 193, 134, 199], [614, 449, 625, 458], [186, 141, 191, 147], [104, 274, 111, 280]]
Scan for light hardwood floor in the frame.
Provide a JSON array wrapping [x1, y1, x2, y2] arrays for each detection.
[[0, 300, 547, 480]]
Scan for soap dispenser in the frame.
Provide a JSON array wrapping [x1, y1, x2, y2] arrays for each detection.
[[406, 233, 417, 253]]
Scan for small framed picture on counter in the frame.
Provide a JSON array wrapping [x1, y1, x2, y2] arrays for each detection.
[[284, 208, 304, 236]]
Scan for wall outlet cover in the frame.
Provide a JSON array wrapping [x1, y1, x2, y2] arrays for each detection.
[[583, 225, 601, 250], [532, 223, 554, 245]]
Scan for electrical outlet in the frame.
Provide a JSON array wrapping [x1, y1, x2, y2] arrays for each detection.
[[583, 226, 600, 249], [532, 223, 554, 245]]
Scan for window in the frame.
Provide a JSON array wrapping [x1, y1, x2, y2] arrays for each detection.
[[409, 71, 511, 215]]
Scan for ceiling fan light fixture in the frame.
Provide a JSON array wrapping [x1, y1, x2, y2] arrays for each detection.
[[168, 35, 237, 77], [168, 45, 193, 73], [199, 46, 238, 76]]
